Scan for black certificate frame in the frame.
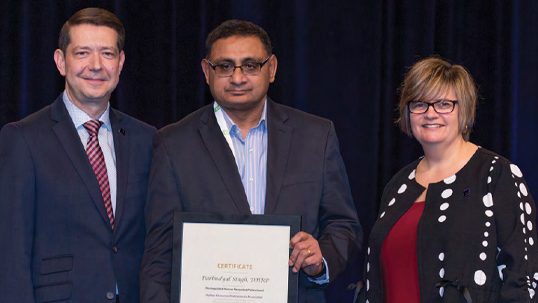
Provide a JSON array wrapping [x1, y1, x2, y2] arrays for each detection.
[[171, 212, 301, 303]]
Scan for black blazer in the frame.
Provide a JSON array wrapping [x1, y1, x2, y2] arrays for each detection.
[[140, 99, 362, 303], [0, 95, 156, 303]]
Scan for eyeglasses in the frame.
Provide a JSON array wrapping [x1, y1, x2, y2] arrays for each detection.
[[207, 56, 271, 77], [408, 100, 458, 114]]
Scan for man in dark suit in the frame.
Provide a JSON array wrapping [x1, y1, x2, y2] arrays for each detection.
[[140, 20, 362, 303], [0, 8, 155, 303]]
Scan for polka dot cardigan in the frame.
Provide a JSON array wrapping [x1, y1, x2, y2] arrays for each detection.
[[358, 147, 538, 302]]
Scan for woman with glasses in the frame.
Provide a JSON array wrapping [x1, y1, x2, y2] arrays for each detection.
[[358, 57, 538, 302]]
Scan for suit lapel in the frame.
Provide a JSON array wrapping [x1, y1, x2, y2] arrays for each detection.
[[198, 106, 251, 214], [110, 109, 128, 229], [264, 100, 293, 215], [50, 96, 112, 228]]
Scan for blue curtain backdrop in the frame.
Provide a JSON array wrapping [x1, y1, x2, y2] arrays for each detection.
[[1, 1, 537, 301]]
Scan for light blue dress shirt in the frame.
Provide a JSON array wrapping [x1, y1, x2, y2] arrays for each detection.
[[221, 102, 268, 214], [219, 99, 329, 284], [62, 91, 119, 293], [62, 91, 117, 215]]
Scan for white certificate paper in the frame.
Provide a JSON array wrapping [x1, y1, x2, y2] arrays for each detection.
[[179, 223, 291, 303]]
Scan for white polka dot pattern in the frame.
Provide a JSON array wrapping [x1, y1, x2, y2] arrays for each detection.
[[408, 170, 416, 180], [474, 270, 486, 285], [476, 172, 495, 283], [365, 152, 538, 301], [483, 193, 493, 207], [510, 164, 523, 177], [441, 189, 453, 199], [443, 175, 456, 184], [520, 183, 528, 196]]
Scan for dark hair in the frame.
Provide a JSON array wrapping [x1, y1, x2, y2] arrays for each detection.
[[397, 57, 477, 141], [205, 20, 272, 58], [59, 8, 125, 54]]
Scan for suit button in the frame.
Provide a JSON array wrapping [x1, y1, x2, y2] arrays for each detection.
[[106, 291, 115, 300], [112, 246, 118, 253]]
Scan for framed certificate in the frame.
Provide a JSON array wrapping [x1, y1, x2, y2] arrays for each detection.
[[171, 212, 301, 303]]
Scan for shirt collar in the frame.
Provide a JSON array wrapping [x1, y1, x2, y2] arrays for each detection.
[[220, 98, 267, 133], [62, 90, 112, 131]]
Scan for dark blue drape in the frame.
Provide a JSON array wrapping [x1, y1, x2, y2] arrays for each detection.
[[1, 1, 537, 301]]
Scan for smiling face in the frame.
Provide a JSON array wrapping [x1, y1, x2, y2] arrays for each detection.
[[201, 35, 277, 113], [54, 24, 125, 111], [410, 88, 462, 147]]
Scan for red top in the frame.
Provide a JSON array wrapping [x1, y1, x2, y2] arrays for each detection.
[[380, 201, 424, 303]]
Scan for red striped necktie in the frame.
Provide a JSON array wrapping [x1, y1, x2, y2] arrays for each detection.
[[83, 120, 114, 229]]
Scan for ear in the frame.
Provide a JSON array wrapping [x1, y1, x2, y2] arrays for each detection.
[[118, 50, 126, 73], [54, 49, 66, 76], [201, 59, 211, 85], [268, 54, 278, 83]]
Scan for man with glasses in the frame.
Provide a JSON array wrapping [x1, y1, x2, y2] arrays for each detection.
[[140, 20, 362, 303]]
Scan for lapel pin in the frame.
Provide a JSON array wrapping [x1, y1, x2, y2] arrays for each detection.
[[463, 188, 470, 197], [119, 128, 126, 135]]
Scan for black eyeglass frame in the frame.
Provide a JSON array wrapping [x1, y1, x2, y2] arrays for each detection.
[[407, 100, 458, 114], [206, 56, 271, 77]]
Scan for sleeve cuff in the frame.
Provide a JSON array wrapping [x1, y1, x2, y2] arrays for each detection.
[[307, 257, 329, 284]]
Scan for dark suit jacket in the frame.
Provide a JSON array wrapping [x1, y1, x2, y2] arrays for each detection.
[[140, 99, 362, 303], [0, 95, 156, 303]]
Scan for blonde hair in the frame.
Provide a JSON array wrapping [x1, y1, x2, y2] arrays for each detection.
[[397, 57, 477, 141]]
